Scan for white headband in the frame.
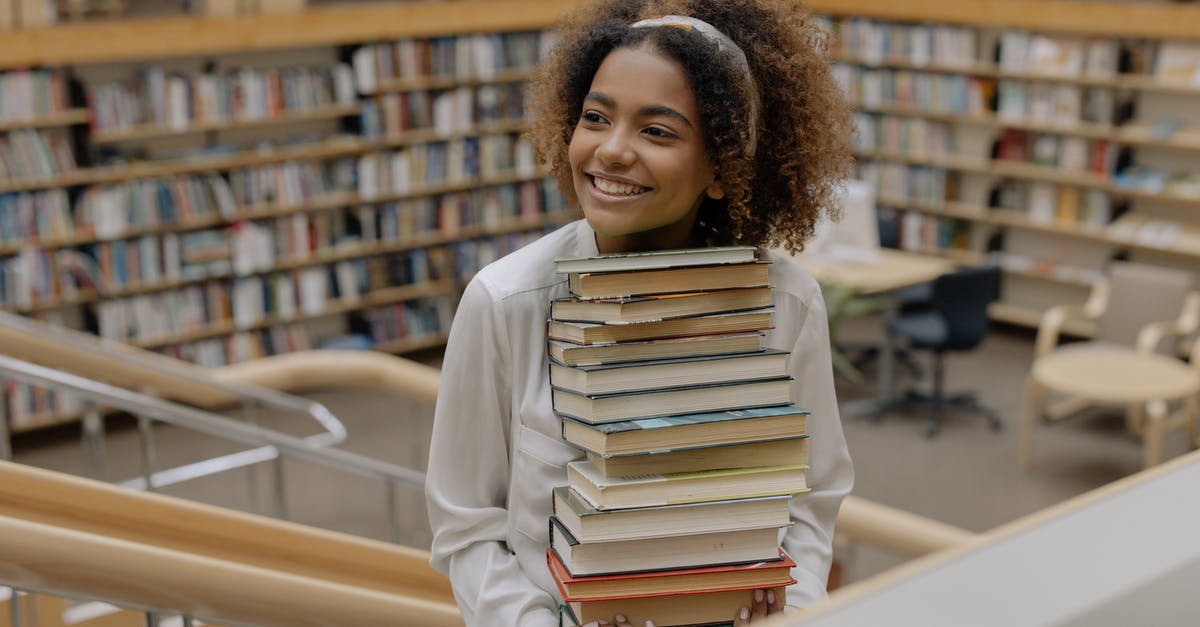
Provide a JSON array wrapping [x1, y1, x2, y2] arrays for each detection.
[[630, 15, 760, 159]]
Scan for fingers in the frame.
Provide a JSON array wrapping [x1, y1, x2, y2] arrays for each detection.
[[752, 588, 769, 620], [767, 588, 785, 614], [612, 613, 631, 627], [733, 605, 752, 626]]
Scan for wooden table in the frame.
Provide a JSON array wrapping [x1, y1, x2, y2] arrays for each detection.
[[1020, 346, 1200, 469], [782, 247, 955, 417]]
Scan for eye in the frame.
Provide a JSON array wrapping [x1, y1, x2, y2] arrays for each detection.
[[580, 111, 608, 125], [643, 126, 678, 140]]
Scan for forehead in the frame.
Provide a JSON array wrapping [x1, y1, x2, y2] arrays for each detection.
[[588, 46, 700, 117]]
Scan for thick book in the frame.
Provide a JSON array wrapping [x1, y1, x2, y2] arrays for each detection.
[[561, 405, 810, 456], [559, 584, 787, 627], [553, 245, 757, 274], [549, 515, 784, 576], [547, 309, 774, 345], [567, 460, 809, 511], [586, 436, 810, 478], [550, 287, 773, 324], [548, 547, 795, 601], [552, 487, 792, 543], [559, 405, 806, 454], [568, 261, 770, 300], [552, 377, 793, 425], [549, 350, 789, 395], [548, 333, 765, 366]]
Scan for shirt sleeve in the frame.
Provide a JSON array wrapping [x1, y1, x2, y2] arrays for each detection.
[[425, 277, 558, 627], [780, 288, 855, 608]]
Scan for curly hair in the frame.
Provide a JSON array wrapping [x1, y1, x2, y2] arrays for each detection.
[[527, 0, 854, 251]]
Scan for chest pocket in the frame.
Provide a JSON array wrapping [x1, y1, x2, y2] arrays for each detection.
[[509, 424, 583, 543]]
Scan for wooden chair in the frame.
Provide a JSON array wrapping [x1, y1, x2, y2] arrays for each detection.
[[1020, 261, 1200, 469]]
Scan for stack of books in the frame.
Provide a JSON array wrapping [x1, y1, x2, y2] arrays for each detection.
[[545, 246, 812, 627]]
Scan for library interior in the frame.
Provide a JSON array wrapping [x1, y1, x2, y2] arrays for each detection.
[[1, 0, 1199, 625]]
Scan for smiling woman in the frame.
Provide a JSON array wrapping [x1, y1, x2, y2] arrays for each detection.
[[425, 2, 855, 626], [569, 46, 721, 253]]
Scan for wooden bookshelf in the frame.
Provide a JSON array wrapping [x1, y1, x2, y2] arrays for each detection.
[[12, 210, 578, 314], [0, 108, 90, 131]]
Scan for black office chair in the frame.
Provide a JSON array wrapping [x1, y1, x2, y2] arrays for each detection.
[[880, 265, 1004, 437]]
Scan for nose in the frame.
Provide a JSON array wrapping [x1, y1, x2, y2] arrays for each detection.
[[595, 128, 635, 168]]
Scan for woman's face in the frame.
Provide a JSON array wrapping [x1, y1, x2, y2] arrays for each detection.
[[568, 44, 717, 253]]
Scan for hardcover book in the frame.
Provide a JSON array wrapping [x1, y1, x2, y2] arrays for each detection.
[[551, 487, 792, 543], [547, 332, 765, 366], [567, 261, 770, 299], [548, 349, 789, 395], [559, 584, 787, 627], [547, 308, 774, 345], [547, 547, 795, 601], [553, 245, 757, 274], [586, 436, 809, 478], [560, 405, 810, 454], [549, 516, 785, 576], [566, 460, 809, 510], [550, 286, 773, 324], [551, 377, 793, 424]]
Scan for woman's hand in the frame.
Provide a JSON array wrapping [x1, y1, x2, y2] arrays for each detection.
[[733, 588, 798, 625], [582, 613, 654, 627]]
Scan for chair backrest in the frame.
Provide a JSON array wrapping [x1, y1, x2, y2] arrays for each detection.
[[1098, 261, 1195, 346], [931, 266, 1001, 351]]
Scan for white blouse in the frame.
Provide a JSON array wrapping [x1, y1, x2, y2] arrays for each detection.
[[425, 219, 854, 626]]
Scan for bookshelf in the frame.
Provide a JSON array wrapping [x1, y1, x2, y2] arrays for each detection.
[[812, 0, 1200, 331], [0, 0, 576, 433]]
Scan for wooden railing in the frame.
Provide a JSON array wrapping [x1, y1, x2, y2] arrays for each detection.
[[0, 319, 973, 624]]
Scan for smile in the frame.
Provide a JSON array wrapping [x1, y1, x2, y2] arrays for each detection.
[[589, 175, 651, 198]]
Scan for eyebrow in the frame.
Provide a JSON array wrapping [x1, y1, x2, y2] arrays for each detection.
[[584, 91, 694, 129]]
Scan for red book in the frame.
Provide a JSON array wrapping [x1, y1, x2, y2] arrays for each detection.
[[547, 547, 796, 602]]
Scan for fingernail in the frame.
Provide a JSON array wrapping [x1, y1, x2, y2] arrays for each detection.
[[741, 607, 750, 620], [615, 616, 625, 623], [645, 622, 655, 627], [755, 589, 764, 602], [768, 589, 776, 604]]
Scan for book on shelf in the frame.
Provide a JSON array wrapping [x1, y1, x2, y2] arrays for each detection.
[[1155, 42, 1200, 86], [560, 404, 809, 457], [553, 245, 757, 274], [567, 261, 770, 300], [551, 487, 792, 544], [586, 436, 809, 478], [549, 515, 785, 576], [549, 349, 789, 396], [1028, 35, 1085, 77], [547, 547, 795, 601], [547, 332, 765, 367], [546, 308, 774, 345], [552, 377, 793, 425], [566, 460, 808, 511], [550, 286, 773, 324]]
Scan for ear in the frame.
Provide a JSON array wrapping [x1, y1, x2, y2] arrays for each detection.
[[705, 182, 725, 200]]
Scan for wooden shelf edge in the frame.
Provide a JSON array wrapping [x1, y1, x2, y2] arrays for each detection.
[[809, 0, 1200, 40], [90, 104, 362, 144], [0, 0, 575, 70], [0, 109, 90, 131]]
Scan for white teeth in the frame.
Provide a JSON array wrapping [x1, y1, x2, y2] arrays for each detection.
[[593, 176, 646, 196]]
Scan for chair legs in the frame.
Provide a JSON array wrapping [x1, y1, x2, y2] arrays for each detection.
[[1019, 374, 1045, 471], [877, 351, 1003, 438]]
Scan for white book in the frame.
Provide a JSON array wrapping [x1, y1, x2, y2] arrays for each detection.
[[351, 46, 377, 94], [298, 267, 327, 316]]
